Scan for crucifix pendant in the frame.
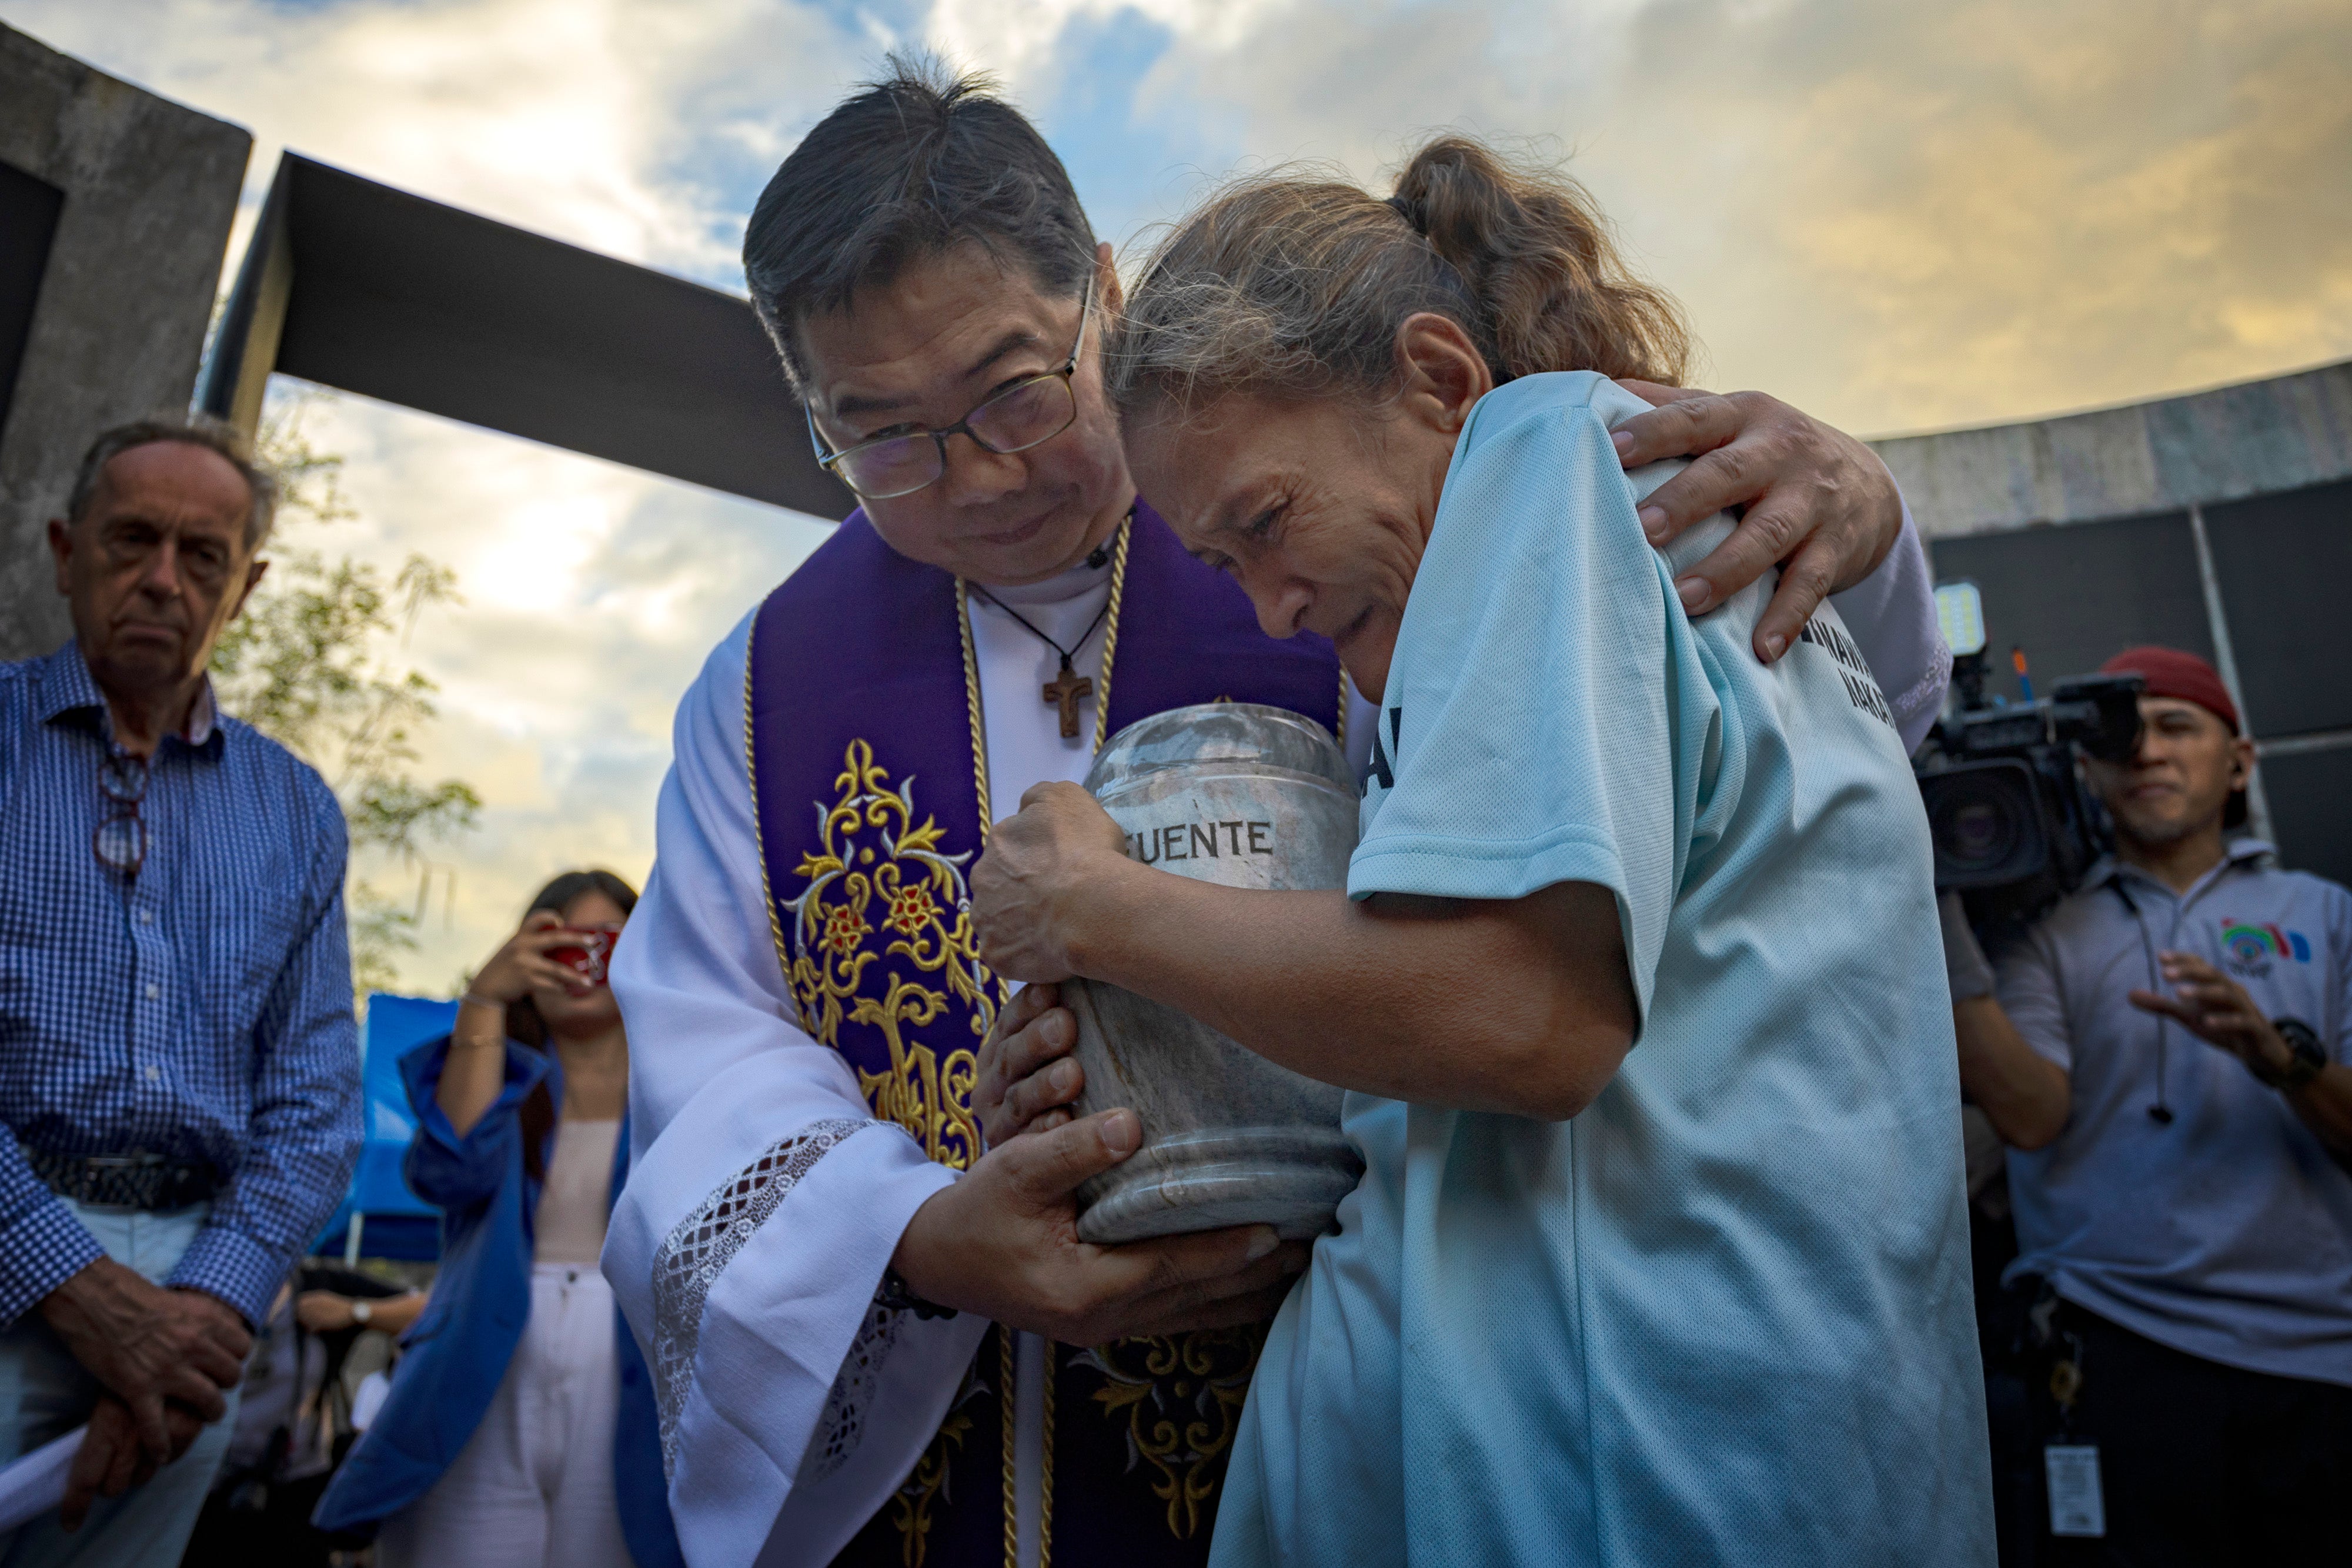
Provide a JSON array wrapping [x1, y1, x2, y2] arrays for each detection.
[[1044, 660, 1093, 739]]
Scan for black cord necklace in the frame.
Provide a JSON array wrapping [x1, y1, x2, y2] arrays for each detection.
[[968, 578, 1114, 740], [965, 507, 1129, 739]]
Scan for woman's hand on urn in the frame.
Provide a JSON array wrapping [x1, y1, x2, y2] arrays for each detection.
[[975, 982, 1086, 1147], [1609, 382, 1903, 661], [893, 1107, 1311, 1343], [470, 909, 590, 1004], [973, 782, 1135, 982]]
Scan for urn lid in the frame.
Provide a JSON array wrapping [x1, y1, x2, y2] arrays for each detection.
[[1087, 701, 1354, 797]]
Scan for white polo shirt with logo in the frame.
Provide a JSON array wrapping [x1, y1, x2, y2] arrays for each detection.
[[1994, 840, 2352, 1386]]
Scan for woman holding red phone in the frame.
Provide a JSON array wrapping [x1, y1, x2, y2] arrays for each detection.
[[314, 871, 680, 1567]]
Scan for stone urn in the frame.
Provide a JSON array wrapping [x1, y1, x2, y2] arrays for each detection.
[[1065, 702, 1367, 1243]]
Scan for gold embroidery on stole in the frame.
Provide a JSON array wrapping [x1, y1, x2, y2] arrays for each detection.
[[1073, 1328, 1262, 1539], [886, 1353, 992, 1567], [780, 738, 995, 1170], [750, 517, 1268, 1564], [746, 604, 1007, 1565], [760, 738, 998, 1565]]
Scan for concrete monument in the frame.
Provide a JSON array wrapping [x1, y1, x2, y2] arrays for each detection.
[[0, 23, 249, 660]]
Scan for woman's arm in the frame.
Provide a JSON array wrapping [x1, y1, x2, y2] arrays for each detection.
[[401, 1037, 538, 1211], [438, 1004, 510, 1139], [974, 784, 1638, 1121], [440, 910, 579, 1136], [296, 1288, 428, 1336]]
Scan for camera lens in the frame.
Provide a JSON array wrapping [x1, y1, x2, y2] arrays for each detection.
[[1950, 803, 2005, 859], [1934, 793, 2019, 874], [1919, 757, 2050, 891]]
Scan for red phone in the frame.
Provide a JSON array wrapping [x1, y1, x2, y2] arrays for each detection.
[[545, 923, 624, 987]]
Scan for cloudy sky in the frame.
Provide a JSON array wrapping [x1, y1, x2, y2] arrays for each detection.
[[10, 0, 2347, 992]]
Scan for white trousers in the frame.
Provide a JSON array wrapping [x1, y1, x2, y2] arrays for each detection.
[[378, 1263, 632, 1568]]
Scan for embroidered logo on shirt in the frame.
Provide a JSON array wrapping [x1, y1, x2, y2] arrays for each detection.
[[2220, 919, 2311, 978]]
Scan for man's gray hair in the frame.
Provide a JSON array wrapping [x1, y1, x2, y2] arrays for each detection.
[[66, 414, 280, 550]]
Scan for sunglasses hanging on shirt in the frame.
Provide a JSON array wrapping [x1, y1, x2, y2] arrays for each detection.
[[93, 753, 149, 877]]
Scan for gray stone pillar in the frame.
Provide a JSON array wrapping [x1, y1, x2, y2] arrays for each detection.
[[0, 23, 249, 660]]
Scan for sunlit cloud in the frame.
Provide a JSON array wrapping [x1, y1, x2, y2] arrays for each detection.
[[11, 0, 866, 283], [276, 387, 831, 988], [1011, 0, 2352, 434]]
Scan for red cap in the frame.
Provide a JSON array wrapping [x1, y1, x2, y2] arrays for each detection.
[[2100, 646, 2239, 733]]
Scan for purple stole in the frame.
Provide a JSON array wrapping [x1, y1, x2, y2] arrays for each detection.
[[746, 504, 1341, 1568]]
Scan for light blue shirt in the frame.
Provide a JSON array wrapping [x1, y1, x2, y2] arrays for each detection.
[[1213, 373, 1992, 1568]]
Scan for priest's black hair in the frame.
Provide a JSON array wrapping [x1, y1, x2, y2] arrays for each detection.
[[741, 54, 1098, 390]]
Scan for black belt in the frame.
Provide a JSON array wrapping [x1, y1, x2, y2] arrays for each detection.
[[28, 1149, 219, 1211]]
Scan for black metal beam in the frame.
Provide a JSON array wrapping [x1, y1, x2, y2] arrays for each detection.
[[200, 153, 853, 520]]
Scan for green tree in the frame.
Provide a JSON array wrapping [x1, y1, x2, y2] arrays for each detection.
[[211, 389, 481, 997]]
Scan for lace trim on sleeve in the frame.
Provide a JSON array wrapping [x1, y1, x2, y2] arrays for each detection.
[[650, 1118, 870, 1478], [806, 1300, 906, 1482]]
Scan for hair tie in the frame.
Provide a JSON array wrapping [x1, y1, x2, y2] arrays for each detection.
[[1386, 193, 1424, 232]]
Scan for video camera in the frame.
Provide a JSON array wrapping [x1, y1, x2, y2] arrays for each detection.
[[1915, 583, 2145, 922]]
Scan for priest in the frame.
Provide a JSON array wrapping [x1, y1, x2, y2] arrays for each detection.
[[601, 58, 1953, 1568]]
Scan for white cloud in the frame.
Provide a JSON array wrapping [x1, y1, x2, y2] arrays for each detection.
[[1053, 0, 2352, 433], [280, 386, 831, 989], [926, 0, 1285, 89], [12, 0, 866, 282]]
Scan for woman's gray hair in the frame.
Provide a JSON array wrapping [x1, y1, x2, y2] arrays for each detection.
[[66, 414, 280, 550], [1108, 136, 1690, 422]]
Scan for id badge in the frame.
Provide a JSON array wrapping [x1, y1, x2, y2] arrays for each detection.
[[2045, 1444, 2105, 1537]]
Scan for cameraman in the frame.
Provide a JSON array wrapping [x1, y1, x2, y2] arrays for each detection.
[[1944, 645, 2351, 1564]]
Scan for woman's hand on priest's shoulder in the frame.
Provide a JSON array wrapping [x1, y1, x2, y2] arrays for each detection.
[[893, 1107, 1310, 1343], [469, 910, 587, 1006], [1608, 382, 1901, 663], [975, 982, 1086, 1149], [973, 783, 1137, 984]]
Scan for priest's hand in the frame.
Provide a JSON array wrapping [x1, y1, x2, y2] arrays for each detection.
[[976, 982, 1085, 1148], [974, 782, 1136, 983], [1609, 383, 1903, 663], [893, 1107, 1310, 1342]]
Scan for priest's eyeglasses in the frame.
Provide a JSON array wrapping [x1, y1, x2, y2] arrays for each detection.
[[807, 278, 1094, 502]]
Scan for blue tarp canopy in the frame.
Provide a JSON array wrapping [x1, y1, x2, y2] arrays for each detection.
[[311, 992, 457, 1261]]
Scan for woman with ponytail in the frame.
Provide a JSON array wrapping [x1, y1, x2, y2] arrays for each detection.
[[314, 872, 680, 1568], [974, 138, 1993, 1566]]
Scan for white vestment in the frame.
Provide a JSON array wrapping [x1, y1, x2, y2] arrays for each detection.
[[602, 509, 1948, 1568]]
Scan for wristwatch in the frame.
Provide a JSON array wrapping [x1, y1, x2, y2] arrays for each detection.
[[350, 1298, 374, 1327], [2260, 1018, 2328, 1092]]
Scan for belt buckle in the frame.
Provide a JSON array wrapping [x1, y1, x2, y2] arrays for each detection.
[[78, 1153, 158, 1206]]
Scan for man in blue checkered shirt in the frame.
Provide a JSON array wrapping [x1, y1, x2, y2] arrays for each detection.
[[0, 417, 362, 1565]]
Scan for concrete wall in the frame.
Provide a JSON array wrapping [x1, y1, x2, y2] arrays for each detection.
[[1869, 359, 2352, 539], [1867, 358, 2352, 883], [0, 24, 249, 660]]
